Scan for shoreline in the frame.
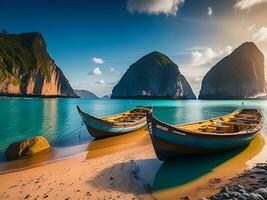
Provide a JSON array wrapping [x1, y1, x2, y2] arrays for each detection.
[[0, 127, 151, 174], [0, 146, 88, 175], [0, 129, 266, 199], [207, 163, 267, 199]]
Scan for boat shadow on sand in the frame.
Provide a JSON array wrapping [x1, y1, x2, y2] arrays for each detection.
[[89, 134, 264, 194], [152, 146, 247, 192], [152, 133, 264, 192], [88, 148, 245, 194]]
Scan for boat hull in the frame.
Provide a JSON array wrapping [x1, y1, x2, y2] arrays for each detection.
[[146, 110, 261, 161], [77, 106, 148, 138], [83, 116, 147, 138]]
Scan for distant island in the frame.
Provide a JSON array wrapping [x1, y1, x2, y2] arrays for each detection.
[[101, 94, 111, 99], [74, 89, 98, 99], [111, 51, 196, 99], [0, 32, 77, 97], [199, 42, 266, 99]]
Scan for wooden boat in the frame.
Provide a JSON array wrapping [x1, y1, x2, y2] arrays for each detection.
[[146, 108, 263, 161], [77, 106, 151, 138]]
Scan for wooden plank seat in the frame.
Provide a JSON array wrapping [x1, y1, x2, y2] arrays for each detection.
[[198, 127, 207, 131], [230, 120, 256, 125], [210, 124, 231, 132], [201, 126, 216, 133], [125, 120, 136, 123], [235, 113, 260, 118], [241, 109, 258, 114], [224, 121, 258, 127], [234, 115, 260, 121], [210, 124, 230, 128], [230, 117, 260, 123]]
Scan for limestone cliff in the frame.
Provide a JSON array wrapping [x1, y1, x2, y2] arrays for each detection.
[[199, 42, 266, 99], [111, 51, 196, 99], [0, 32, 77, 97]]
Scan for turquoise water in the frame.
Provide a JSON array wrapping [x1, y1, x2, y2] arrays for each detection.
[[0, 98, 266, 162]]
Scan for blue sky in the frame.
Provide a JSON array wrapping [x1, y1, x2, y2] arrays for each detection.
[[1, 0, 267, 97]]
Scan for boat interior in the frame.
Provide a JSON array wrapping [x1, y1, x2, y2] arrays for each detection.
[[177, 109, 262, 134], [102, 108, 149, 124]]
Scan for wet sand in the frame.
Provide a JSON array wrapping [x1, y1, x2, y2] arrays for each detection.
[[0, 128, 265, 200]]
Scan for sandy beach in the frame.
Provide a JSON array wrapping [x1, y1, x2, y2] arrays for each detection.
[[0, 128, 266, 200]]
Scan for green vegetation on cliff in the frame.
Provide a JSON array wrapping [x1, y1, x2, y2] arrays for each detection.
[[0, 32, 52, 83], [0, 32, 77, 97]]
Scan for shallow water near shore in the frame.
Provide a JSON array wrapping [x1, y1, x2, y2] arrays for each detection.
[[0, 98, 267, 197], [1, 98, 266, 155], [0, 98, 267, 161]]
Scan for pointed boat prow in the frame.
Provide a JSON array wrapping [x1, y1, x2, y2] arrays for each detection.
[[76, 105, 81, 113]]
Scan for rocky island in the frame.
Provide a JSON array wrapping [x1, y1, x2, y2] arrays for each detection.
[[0, 32, 77, 97], [111, 51, 196, 99], [74, 89, 98, 99], [199, 42, 266, 99]]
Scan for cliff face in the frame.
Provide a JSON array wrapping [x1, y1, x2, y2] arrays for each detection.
[[0, 32, 77, 97], [199, 42, 266, 99], [111, 51, 196, 99]]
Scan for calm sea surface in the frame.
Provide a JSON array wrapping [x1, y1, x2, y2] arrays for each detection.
[[0, 98, 266, 162]]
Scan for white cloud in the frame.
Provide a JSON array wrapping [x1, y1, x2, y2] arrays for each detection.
[[248, 24, 256, 31], [92, 57, 104, 64], [99, 80, 105, 85], [190, 46, 233, 67], [95, 79, 117, 85], [88, 67, 102, 76], [187, 46, 206, 51], [179, 66, 208, 97], [208, 7, 213, 16], [180, 46, 233, 96], [225, 46, 234, 55], [127, 0, 185, 16], [191, 48, 217, 66], [234, 0, 267, 10], [253, 26, 267, 42], [110, 67, 114, 72]]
